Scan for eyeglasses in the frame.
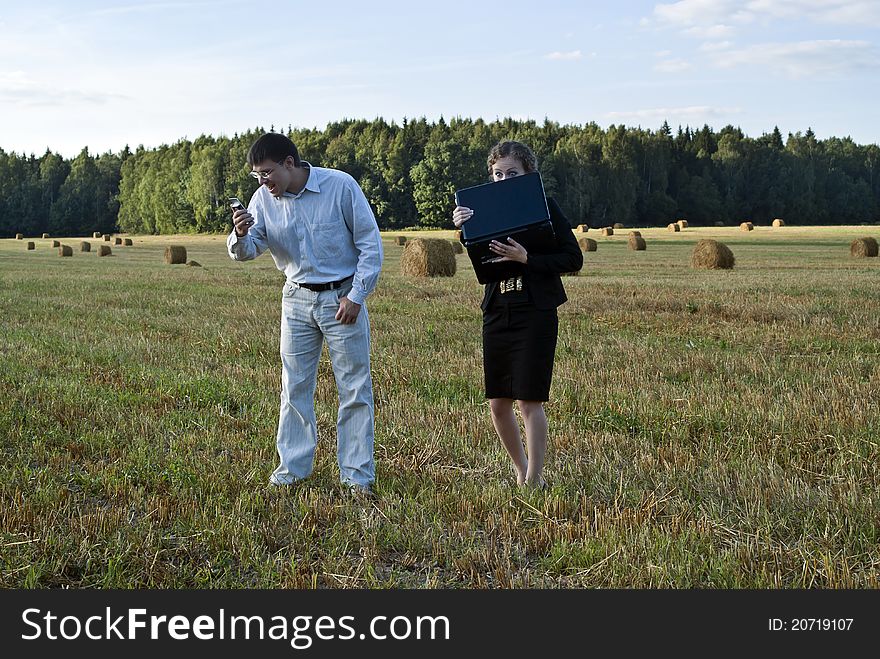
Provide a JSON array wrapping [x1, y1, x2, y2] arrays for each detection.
[[249, 160, 285, 180]]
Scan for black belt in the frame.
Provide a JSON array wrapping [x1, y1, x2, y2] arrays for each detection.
[[297, 275, 353, 292]]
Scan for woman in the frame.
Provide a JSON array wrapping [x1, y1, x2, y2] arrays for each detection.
[[452, 140, 583, 488]]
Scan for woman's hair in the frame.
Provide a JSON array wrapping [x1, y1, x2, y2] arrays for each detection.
[[247, 132, 302, 167], [486, 140, 538, 174]]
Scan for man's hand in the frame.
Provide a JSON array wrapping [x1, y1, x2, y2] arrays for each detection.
[[233, 208, 254, 237], [335, 296, 361, 324], [488, 236, 528, 264]]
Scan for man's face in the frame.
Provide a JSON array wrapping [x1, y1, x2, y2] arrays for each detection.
[[251, 157, 293, 198]]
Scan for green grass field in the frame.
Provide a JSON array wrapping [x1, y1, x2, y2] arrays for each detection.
[[1, 224, 879, 588]]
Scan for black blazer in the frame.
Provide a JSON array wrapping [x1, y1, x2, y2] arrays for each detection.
[[481, 197, 583, 311]]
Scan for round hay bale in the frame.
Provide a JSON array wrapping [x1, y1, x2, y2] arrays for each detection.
[[739, 222, 754, 231], [97, 245, 112, 257], [577, 224, 589, 233], [629, 230, 642, 237], [454, 230, 462, 241], [123, 238, 133, 246], [80, 241, 91, 252], [164, 245, 187, 264], [393, 235, 407, 246], [692, 239, 735, 270], [601, 227, 614, 236], [628, 234, 647, 251], [93, 231, 102, 238], [613, 222, 624, 229], [102, 234, 110, 241], [677, 219, 689, 228], [667, 223, 680, 232], [400, 238, 456, 277], [26, 241, 35, 250], [114, 237, 122, 245], [850, 237, 879, 258], [15, 233, 23, 240], [58, 245, 72, 257], [186, 260, 202, 267], [772, 218, 785, 227], [450, 240, 463, 254], [42, 233, 50, 239], [578, 237, 597, 252], [51, 240, 60, 248]]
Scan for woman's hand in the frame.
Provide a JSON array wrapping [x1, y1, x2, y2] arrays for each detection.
[[488, 237, 528, 264], [452, 206, 473, 228]]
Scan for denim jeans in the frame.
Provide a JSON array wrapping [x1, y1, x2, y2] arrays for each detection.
[[270, 281, 375, 488]]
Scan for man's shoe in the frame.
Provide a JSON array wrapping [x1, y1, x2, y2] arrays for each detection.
[[345, 483, 375, 500]]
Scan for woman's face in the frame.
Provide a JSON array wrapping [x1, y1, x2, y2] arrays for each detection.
[[490, 155, 525, 182]]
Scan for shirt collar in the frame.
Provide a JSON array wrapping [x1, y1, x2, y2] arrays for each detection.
[[281, 160, 320, 198]]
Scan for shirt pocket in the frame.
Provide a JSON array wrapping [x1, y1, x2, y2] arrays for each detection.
[[308, 217, 347, 260]]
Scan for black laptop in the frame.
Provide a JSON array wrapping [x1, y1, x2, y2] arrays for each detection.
[[455, 171, 556, 283]]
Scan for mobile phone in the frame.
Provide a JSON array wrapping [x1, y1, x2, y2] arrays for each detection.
[[229, 197, 245, 211]]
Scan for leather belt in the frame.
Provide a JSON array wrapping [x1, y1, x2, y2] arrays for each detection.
[[296, 275, 353, 292]]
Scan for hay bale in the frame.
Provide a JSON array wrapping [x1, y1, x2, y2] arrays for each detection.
[[186, 260, 202, 267], [454, 230, 462, 241], [42, 233, 50, 239], [613, 222, 624, 229], [58, 245, 72, 257], [677, 219, 689, 228], [393, 235, 407, 246], [667, 223, 680, 232], [450, 240, 463, 254], [80, 241, 91, 252], [628, 234, 647, 251], [577, 224, 589, 233], [51, 240, 60, 247], [578, 237, 597, 252], [692, 239, 735, 270], [15, 233, 23, 240], [123, 238, 133, 246], [629, 230, 641, 237], [26, 242, 35, 250], [400, 238, 456, 277], [93, 232, 102, 238], [97, 245, 111, 257], [102, 234, 110, 241], [114, 237, 122, 245], [739, 222, 754, 231], [164, 245, 187, 264], [850, 237, 879, 258], [601, 227, 614, 236], [772, 218, 785, 227]]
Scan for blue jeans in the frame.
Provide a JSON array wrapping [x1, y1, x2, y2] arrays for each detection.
[[270, 281, 375, 488]]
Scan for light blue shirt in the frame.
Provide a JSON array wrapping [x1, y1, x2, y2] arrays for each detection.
[[227, 162, 383, 306]]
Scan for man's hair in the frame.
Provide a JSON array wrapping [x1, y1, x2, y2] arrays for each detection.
[[247, 132, 302, 167], [486, 140, 538, 174]]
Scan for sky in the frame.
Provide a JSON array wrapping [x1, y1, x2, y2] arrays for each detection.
[[1, 0, 878, 157]]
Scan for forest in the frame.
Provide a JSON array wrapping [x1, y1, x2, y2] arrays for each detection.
[[1, 117, 878, 237]]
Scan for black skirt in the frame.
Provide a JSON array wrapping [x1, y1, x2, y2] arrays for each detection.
[[482, 302, 558, 401]]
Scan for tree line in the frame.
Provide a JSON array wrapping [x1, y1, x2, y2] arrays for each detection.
[[2, 117, 878, 238]]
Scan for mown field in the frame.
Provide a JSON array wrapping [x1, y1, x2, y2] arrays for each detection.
[[1, 224, 879, 588]]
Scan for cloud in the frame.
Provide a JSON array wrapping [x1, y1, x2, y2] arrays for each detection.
[[713, 39, 877, 77], [0, 71, 127, 107], [606, 105, 742, 121], [649, 0, 880, 32], [654, 58, 692, 72], [544, 50, 583, 61]]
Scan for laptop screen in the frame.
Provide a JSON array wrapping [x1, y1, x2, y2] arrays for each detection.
[[455, 171, 550, 244]]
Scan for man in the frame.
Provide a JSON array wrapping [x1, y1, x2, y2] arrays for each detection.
[[228, 132, 383, 495]]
